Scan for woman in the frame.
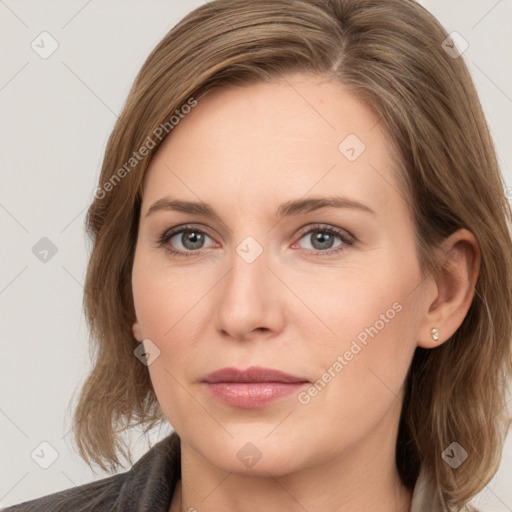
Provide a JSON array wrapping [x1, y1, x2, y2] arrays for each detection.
[[4, 0, 511, 510]]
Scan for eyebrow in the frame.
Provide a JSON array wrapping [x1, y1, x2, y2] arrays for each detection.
[[145, 195, 376, 220]]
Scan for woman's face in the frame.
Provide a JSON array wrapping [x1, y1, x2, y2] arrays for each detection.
[[131, 73, 432, 475]]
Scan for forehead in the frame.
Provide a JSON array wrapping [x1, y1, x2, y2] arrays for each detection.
[[142, 73, 406, 219]]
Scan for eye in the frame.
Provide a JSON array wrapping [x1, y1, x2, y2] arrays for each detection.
[[157, 223, 354, 258], [158, 225, 216, 257], [292, 224, 354, 255]]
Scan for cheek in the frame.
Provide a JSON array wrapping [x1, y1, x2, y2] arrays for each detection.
[[304, 259, 421, 412], [131, 255, 220, 422], [131, 257, 210, 346], [286, 278, 420, 460], [131, 259, 209, 431], [295, 253, 419, 351]]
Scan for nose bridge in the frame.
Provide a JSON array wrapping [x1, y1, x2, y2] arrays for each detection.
[[214, 232, 283, 339], [224, 234, 269, 310]]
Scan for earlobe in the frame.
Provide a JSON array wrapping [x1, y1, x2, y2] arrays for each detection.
[[417, 229, 480, 349]]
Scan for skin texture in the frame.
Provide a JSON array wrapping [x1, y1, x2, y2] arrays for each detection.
[[131, 72, 479, 512]]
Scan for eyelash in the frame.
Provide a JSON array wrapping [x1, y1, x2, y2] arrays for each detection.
[[157, 223, 354, 258]]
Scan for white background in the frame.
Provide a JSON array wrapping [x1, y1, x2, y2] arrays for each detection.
[[1, 0, 511, 509]]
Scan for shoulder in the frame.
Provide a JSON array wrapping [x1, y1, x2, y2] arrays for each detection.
[[0, 471, 128, 512], [1, 432, 181, 512]]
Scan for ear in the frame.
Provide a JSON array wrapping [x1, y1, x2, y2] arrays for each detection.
[[132, 319, 143, 342], [417, 229, 480, 349]]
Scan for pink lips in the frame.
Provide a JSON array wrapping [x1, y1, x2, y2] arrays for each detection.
[[203, 366, 309, 408]]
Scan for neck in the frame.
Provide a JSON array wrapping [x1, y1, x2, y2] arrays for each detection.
[[171, 466, 412, 512]]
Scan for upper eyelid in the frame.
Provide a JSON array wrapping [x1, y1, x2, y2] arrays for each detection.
[[296, 223, 353, 239], [161, 224, 216, 241]]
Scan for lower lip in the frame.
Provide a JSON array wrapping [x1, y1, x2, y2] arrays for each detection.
[[204, 382, 308, 408]]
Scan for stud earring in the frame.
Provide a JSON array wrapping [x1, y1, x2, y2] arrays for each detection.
[[431, 327, 439, 341]]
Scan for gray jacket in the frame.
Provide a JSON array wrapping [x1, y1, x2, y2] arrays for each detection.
[[1, 432, 480, 511]]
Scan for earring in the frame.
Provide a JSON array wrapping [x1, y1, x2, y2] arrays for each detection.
[[431, 328, 439, 341]]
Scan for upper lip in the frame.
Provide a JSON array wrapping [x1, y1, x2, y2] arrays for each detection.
[[203, 366, 309, 384]]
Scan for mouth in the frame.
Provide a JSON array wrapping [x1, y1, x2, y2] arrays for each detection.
[[202, 366, 310, 408]]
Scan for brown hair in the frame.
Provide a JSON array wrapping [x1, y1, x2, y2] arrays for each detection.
[[72, 0, 512, 508]]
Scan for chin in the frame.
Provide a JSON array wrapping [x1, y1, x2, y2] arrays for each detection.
[[193, 428, 310, 476]]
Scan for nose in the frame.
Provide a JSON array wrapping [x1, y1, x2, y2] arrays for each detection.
[[214, 240, 287, 341]]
